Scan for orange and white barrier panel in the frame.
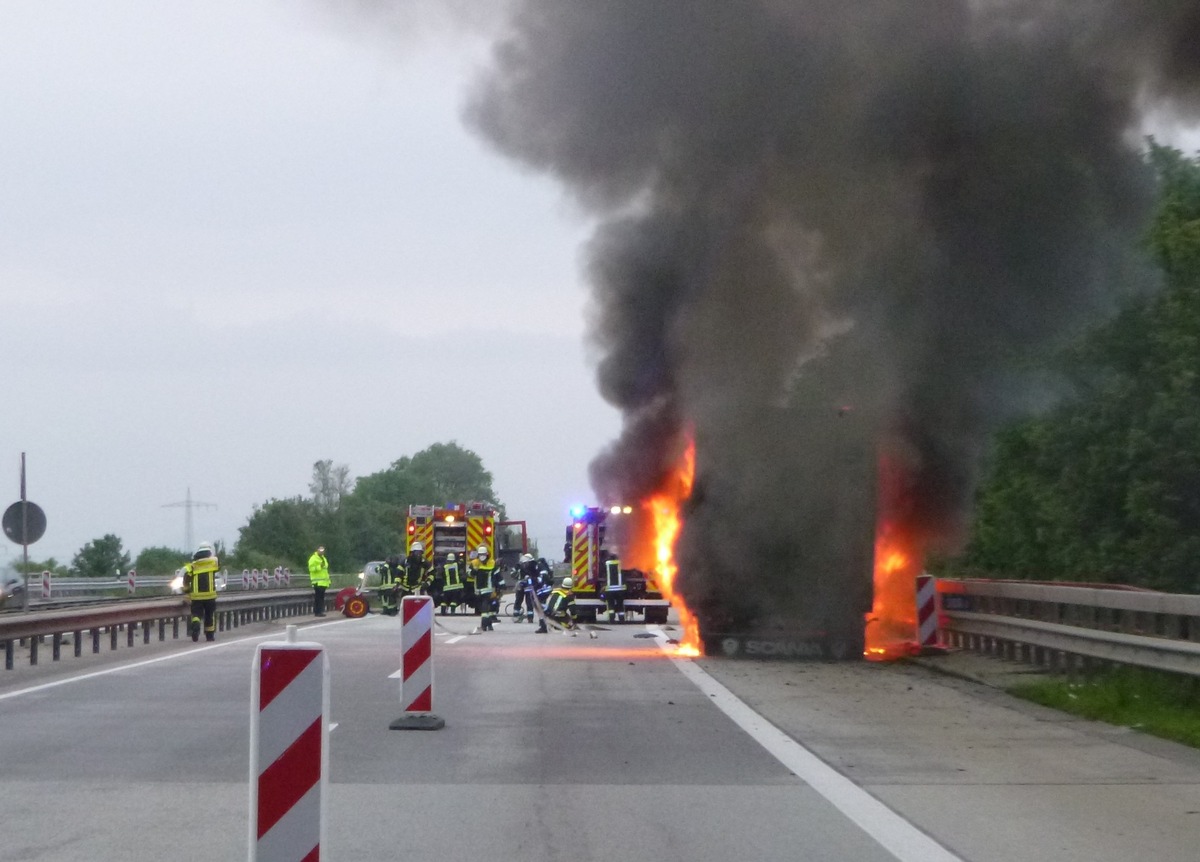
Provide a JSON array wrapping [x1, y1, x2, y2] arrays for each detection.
[[390, 595, 444, 730], [249, 630, 329, 860], [916, 573, 939, 649]]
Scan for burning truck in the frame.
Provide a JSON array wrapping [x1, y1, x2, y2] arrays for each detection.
[[680, 400, 878, 660]]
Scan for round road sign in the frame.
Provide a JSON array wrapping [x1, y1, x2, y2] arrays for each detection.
[[3, 501, 47, 545]]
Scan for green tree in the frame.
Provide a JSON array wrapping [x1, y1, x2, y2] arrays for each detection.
[[135, 546, 187, 575], [235, 497, 320, 566], [11, 557, 69, 578], [309, 459, 352, 513], [234, 442, 504, 571], [72, 534, 132, 578], [963, 144, 1200, 591]]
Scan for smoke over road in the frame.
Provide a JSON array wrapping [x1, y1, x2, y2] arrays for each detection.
[[465, 1, 1200, 633]]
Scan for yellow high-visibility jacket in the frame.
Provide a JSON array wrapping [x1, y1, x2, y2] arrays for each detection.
[[307, 551, 330, 587], [184, 556, 219, 600]]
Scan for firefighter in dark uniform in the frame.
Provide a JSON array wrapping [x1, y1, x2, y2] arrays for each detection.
[[463, 550, 478, 611], [472, 545, 501, 631], [399, 541, 430, 599], [537, 577, 577, 633], [183, 543, 220, 642], [439, 552, 463, 614], [379, 556, 402, 616], [601, 548, 627, 624], [513, 553, 538, 623], [426, 554, 446, 610]]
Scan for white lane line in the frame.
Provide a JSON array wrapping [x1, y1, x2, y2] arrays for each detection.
[[329, 723, 339, 732], [654, 632, 964, 862], [444, 635, 465, 644], [0, 619, 349, 703]]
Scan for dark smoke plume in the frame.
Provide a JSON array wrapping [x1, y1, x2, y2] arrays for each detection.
[[466, 1, 1200, 634]]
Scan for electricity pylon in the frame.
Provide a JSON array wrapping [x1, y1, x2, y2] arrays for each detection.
[[162, 488, 217, 552]]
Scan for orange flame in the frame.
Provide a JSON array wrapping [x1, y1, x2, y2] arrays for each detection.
[[638, 439, 701, 656], [864, 454, 924, 660]]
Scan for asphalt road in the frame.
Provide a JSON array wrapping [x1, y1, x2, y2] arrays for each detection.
[[1, 610, 1198, 861]]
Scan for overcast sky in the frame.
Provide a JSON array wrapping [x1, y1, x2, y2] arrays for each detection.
[[3, 3, 1198, 573], [0, 1, 620, 568]]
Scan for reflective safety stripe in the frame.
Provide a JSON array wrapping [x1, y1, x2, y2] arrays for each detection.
[[605, 558, 624, 591], [187, 558, 219, 599], [474, 562, 496, 596], [443, 562, 461, 590]]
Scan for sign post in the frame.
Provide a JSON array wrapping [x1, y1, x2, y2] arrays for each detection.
[[2, 454, 48, 613]]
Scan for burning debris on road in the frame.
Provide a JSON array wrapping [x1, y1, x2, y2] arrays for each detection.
[[464, 1, 1200, 655]]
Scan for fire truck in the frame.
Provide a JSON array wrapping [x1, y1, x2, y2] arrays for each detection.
[[405, 502, 527, 566], [565, 505, 670, 624]]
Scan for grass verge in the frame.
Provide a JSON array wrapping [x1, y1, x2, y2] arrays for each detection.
[[1008, 666, 1200, 749]]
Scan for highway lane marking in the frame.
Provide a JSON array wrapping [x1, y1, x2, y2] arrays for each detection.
[[652, 629, 965, 862], [0, 618, 350, 703], [444, 635, 466, 644]]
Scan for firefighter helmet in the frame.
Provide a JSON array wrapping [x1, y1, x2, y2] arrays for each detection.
[[193, 543, 215, 562], [411, 541, 424, 553], [519, 553, 534, 564], [476, 545, 488, 557], [561, 578, 573, 589], [446, 553, 457, 562]]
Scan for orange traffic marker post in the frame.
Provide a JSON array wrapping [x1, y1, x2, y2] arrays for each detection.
[[249, 625, 330, 860], [390, 595, 445, 730]]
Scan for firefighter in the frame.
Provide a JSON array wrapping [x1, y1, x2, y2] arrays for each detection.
[[183, 543, 220, 642], [472, 544, 501, 631], [308, 545, 330, 617], [601, 548, 627, 624], [399, 542, 429, 598], [426, 553, 446, 610], [463, 550, 478, 611], [513, 553, 538, 623], [379, 556, 402, 616], [439, 552, 463, 614], [536, 577, 577, 634]]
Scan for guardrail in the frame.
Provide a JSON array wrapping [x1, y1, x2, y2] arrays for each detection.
[[937, 579, 1200, 677], [0, 589, 326, 671]]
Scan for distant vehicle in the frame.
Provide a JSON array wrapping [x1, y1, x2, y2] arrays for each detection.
[[0, 574, 26, 608]]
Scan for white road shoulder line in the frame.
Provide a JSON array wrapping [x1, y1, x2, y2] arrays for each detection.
[[658, 635, 963, 862]]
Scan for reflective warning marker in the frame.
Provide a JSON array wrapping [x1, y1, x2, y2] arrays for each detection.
[[249, 634, 329, 860], [390, 595, 444, 730]]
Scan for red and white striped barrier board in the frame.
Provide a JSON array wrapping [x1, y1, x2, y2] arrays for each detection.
[[127, 569, 136, 595], [916, 573, 938, 648], [249, 639, 329, 861], [41, 570, 51, 599], [243, 569, 250, 589], [390, 595, 444, 730]]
